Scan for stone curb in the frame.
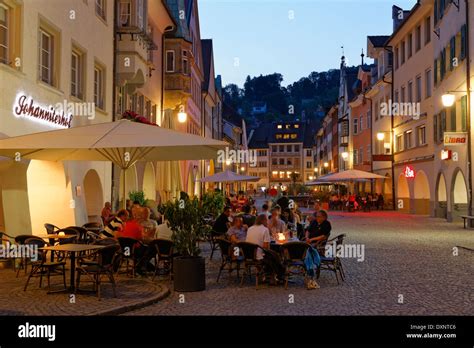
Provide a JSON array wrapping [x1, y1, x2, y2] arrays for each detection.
[[90, 281, 171, 316]]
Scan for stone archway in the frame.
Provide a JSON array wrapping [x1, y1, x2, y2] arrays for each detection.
[[451, 169, 468, 221], [435, 172, 447, 219], [83, 169, 104, 223], [413, 170, 430, 215], [397, 173, 410, 213]]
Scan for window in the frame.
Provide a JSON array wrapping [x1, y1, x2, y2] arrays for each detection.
[[395, 46, 399, 69], [360, 116, 364, 131], [287, 145, 292, 152], [425, 17, 431, 44], [434, 58, 438, 85], [401, 86, 405, 103], [415, 75, 422, 102], [440, 48, 446, 80], [449, 36, 456, 71], [425, 69, 432, 98], [401, 40, 406, 64], [277, 124, 282, 129], [359, 147, 363, 164], [353, 118, 358, 135], [95, 0, 106, 20], [0, 5, 8, 64], [118, 0, 131, 26], [450, 104, 456, 131], [182, 50, 189, 74], [287, 159, 292, 166], [283, 134, 290, 140], [279, 158, 284, 165], [294, 124, 299, 129], [275, 134, 283, 140], [394, 90, 399, 103], [353, 149, 358, 165], [367, 145, 371, 161], [404, 130, 412, 149], [408, 81, 413, 103], [290, 134, 297, 139], [279, 145, 284, 152], [367, 110, 371, 129], [417, 126, 426, 146], [272, 158, 277, 165], [306, 149, 312, 156], [408, 33, 413, 58], [306, 161, 311, 169], [272, 145, 277, 153], [460, 24, 467, 60], [39, 29, 54, 85], [396, 134, 403, 152], [415, 25, 421, 51], [293, 145, 299, 152], [71, 49, 84, 99], [166, 50, 175, 72], [94, 64, 105, 110]]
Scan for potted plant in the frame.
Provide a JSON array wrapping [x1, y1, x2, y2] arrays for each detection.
[[129, 190, 147, 206], [201, 191, 225, 219], [158, 196, 211, 292]]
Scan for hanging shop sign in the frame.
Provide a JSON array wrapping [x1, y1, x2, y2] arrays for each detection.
[[13, 94, 73, 128], [404, 165, 415, 178], [443, 132, 467, 146], [441, 149, 452, 160]]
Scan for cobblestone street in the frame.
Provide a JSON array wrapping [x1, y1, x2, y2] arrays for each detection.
[[126, 211, 474, 316]]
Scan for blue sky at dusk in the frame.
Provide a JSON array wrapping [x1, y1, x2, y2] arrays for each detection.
[[199, 0, 416, 87]]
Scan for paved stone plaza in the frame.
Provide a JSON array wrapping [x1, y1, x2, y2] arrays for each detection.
[[0, 211, 472, 316], [126, 211, 473, 316]]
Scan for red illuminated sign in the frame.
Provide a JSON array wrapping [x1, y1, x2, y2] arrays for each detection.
[[441, 149, 452, 160], [404, 166, 415, 178]]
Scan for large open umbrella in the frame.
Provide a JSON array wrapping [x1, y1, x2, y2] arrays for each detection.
[[314, 169, 386, 183], [0, 119, 227, 207]]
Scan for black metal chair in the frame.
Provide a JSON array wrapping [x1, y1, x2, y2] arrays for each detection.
[[82, 222, 103, 234], [281, 241, 310, 289], [64, 226, 88, 244], [14, 235, 38, 277], [208, 230, 224, 260], [317, 234, 346, 284], [236, 242, 265, 290], [117, 237, 140, 277], [216, 238, 242, 283], [76, 244, 121, 300], [149, 239, 174, 280], [23, 237, 66, 292]]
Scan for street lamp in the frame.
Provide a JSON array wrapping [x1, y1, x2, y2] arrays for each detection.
[[341, 152, 349, 160], [177, 111, 187, 123], [314, 168, 318, 173], [441, 93, 456, 107], [377, 132, 385, 141], [240, 166, 245, 172], [323, 162, 329, 168]]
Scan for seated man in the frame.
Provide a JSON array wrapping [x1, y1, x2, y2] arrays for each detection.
[[267, 208, 286, 241], [306, 210, 331, 245], [239, 204, 256, 227], [212, 206, 232, 235], [102, 209, 128, 238], [226, 216, 247, 243]]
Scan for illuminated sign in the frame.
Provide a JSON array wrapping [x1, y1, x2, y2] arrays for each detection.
[[443, 132, 467, 146], [13, 94, 73, 128], [441, 149, 452, 160], [404, 166, 415, 178]]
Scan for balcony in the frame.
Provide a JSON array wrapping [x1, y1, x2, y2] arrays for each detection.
[[164, 73, 191, 109]]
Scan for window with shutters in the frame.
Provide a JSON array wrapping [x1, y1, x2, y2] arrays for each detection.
[[415, 26, 421, 52], [440, 49, 446, 80], [460, 25, 467, 60], [353, 118, 358, 135], [416, 75, 422, 102], [425, 69, 432, 98], [439, 110, 446, 141], [449, 36, 455, 71], [434, 0, 438, 25], [433, 113, 438, 143], [434, 59, 438, 85], [401, 40, 406, 65], [408, 33, 413, 58], [425, 17, 431, 44], [450, 104, 456, 131]]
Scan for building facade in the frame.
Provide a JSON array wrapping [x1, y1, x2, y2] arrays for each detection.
[[0, 0, 114, 236]]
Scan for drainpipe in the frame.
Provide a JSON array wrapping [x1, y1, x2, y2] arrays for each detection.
[[465, 0, 473, 222]]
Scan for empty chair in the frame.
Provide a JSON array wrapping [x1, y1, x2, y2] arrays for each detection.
[[76, 244, 121, 300], [23, 237, 66, 292], [148, 239, 174, 280], [14, 235, 38, 277], [64, 226, 88, 244], [281, 242, 310, 289]]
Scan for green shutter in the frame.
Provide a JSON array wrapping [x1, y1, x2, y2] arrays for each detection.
[[450, 36, 456, 70], [441, 49, 446, 80], [450, 104, 456, 131], [434, 58, 438, 84], [434, 113, 438, 143], [460, 25, 467, 60], [461, 95, 467, 131]]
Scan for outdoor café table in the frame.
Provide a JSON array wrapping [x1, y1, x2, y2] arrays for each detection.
[[40, 244, 105, 293]]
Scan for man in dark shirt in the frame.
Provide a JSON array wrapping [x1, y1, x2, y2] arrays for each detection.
[[276, 191, 290, 211], [239, 205, 256, 227], [306, 210, 331, 243], [213, 206, 232, 235]]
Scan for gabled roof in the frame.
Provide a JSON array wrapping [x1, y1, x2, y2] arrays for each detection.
[[164, 0, 191, 41], [201, 39, 213, 91], [367, 35, 390, 48], [247, 123, 272, 149]]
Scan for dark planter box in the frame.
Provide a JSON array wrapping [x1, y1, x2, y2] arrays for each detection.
[[173, 256, 206, 292]]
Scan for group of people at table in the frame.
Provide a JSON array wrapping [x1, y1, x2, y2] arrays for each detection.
[[212, 192, 332, 289]]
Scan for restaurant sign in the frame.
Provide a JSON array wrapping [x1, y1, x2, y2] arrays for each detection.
[[443, 132, 467, 146], [13, 94, 73, 128]]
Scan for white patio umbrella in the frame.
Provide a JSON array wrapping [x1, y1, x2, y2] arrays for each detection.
[[0, 119, 227, 207], [315, 169, 386, 182], [199, 169, 260, 183]]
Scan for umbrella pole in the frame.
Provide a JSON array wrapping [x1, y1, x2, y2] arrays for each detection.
[[122, 167, 127, 209]]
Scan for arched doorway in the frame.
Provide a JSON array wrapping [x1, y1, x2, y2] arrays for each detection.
[[397, 173, 410, 213], [414, 170, 430, 215], [435, 173, 447, 218], [143, 162, 156, 202], [83, 169, 104, 223], [27, 160, 75, 233], [451, 169, 468, 221], [119, 165, 138, 205]]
